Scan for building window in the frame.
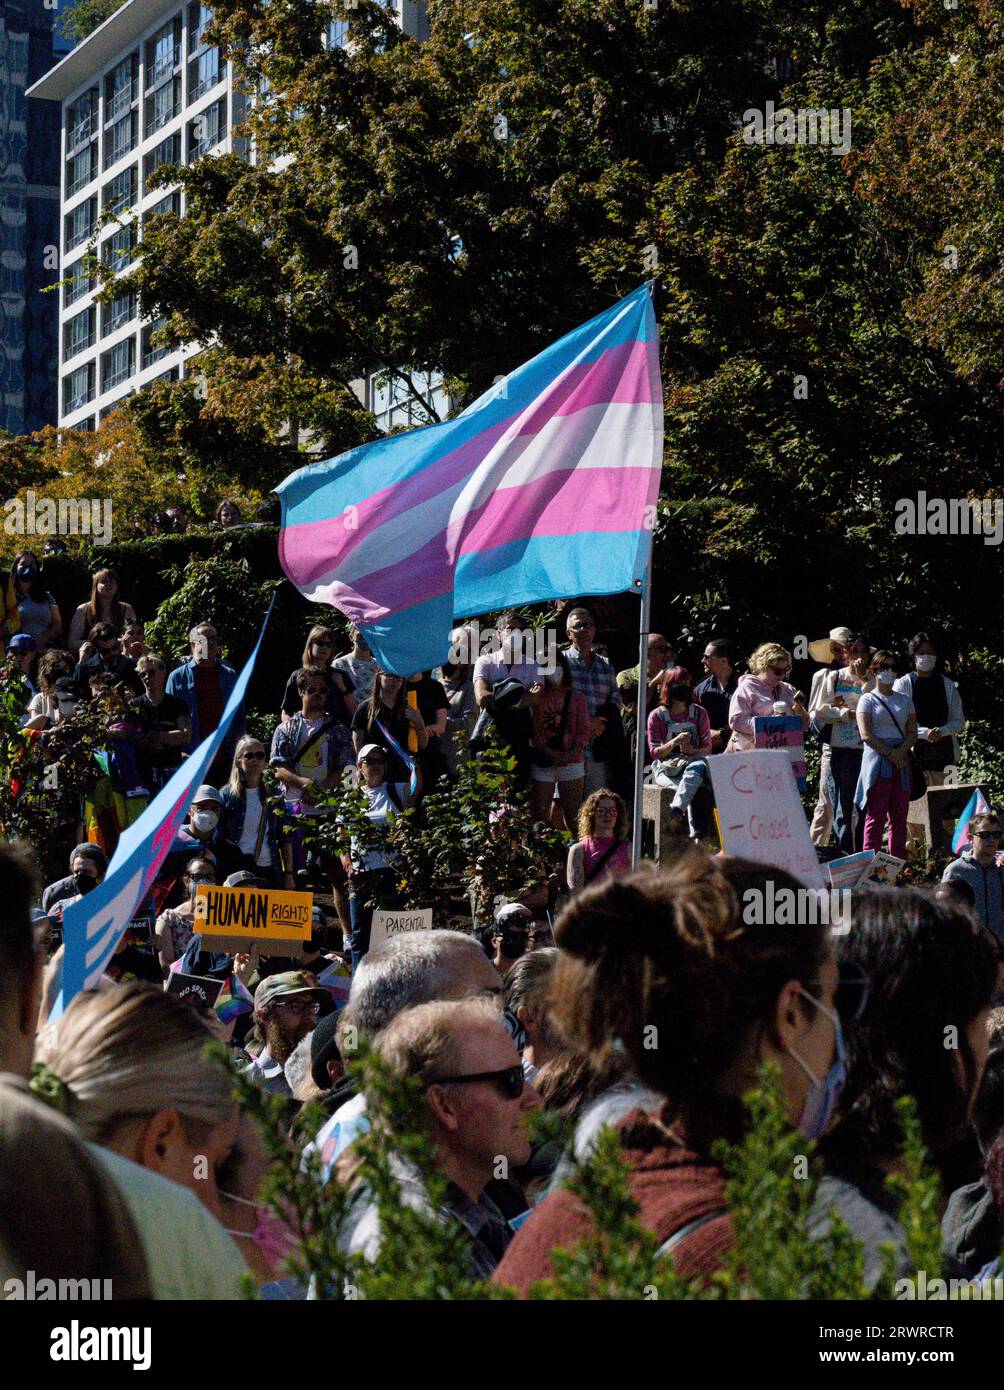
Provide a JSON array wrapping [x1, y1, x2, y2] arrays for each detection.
[[101, 337, 135, 392], [188, 45, 221, 102], [66, 145, 96, 197], [70, 416, 96, 432], [144, 132, 181, 189], [326, 19, 349, 50], [102, 223, 137, 272], [100, 394, 132, 420], [144, 189, 182, 223], [142, 320, 171, 368], [102, 291, 136, 336], [64, 257, 94, 309], [103, 165, 137, 214], [66, 88, 98, 152], [187, 97, 226, 161], [145, 76, 181, 136], [64, 197, 96, 254], [63, 307, 95, 360], [369, 370, 449, 433], [63, 361, 95, 414], [105, 54, 139, 123], [188, 2, 214, 50], [145, 17, 182, 91], [103, 111, 137, 169]]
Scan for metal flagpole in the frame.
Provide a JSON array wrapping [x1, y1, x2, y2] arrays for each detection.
[[630, 539, 653, 868]]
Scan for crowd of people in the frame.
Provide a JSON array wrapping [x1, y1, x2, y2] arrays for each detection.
[[6, 554, 1004, 1302]]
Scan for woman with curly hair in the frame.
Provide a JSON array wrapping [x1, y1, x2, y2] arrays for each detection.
[[728, 642, 809, 752], [565, 789, 630, 892], [494, 850, 849, 1292]]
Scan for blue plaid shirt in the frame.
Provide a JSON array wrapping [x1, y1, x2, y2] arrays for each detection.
[[565, 646, 621, 760]]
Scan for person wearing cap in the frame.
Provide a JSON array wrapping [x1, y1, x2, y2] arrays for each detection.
[[806, 627, 852, 848], [809, 633, 874, 855], [7, 632, 38, 700], [160, 786, 245, 901], [310, 1011, 346, 1098], [242, 972, 332, 1095], [340, 744, 416, 970], [491, 903, 533, 977]]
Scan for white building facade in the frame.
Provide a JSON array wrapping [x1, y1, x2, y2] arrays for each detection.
[[28, 0, 433, 433]]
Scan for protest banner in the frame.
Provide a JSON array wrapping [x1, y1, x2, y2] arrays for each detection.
[[865, 852, 906, 885], [166, 973, 224, 1011], [753, 715, 806, 791], [194, 884, 313, 957], [369, 907, 434, 953], [709, 750, 825, 889]]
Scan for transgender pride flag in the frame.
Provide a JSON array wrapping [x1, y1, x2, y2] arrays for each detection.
[[277, 285, 663, 674]]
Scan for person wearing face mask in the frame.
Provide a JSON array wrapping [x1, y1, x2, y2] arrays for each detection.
[[528, 649, 590, 826], [41, 843, 108, 917], [855, 653, 918, 861], [155, 856, 217, 976], [727, 643, 809, 752], [810, 888, 997, 1289], [894, 632, 966, 846], [646, 666, 713, 837], [472, 613, 545, 786], [493, 852, 849, 1293], [160, 786, 245, 900], [216, 1115, 302, 1293], [23, 649, 75, 731], [5, 551, 62, 652], [808, 633, 874, 855]]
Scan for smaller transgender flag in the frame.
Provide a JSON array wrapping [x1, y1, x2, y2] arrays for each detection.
[[215, 972, 255, 1024], [277, 285, 662, 675], [316, 960, 351, 1011], [952, 788, 991, 855]]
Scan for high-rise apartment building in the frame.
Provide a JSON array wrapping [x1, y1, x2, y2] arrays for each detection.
[[28, 0, 432, 432], [2, 0, 67, 435]]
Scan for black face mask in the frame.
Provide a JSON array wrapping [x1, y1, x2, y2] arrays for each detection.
[[74, 872, 98, 896], [499, 929, 528, 959]]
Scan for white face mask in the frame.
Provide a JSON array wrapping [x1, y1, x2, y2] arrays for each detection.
[[915, 654, 937, 673], [876, 668, 895, 688], [191, 809, 218, 835]]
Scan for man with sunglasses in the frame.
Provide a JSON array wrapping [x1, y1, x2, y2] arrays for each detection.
[[942, 812, 1004, 948], [242, 971, 333, 1095], [340, 997, 540, 1277]]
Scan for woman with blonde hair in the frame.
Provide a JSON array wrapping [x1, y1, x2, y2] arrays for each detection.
[[220, 734, 292, 887], [278, 625, 356, 724], [566, 789, 630, 892], [728, 642, 809, 752], [67, 568, 138, 655]]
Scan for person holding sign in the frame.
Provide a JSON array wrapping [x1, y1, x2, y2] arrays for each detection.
[[342, 744, 417, 970], [727, 643, 809, 752], [809, 633, 874, 855]]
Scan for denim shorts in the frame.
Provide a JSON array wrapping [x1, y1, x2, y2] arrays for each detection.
[[531, 761, 585, 783]]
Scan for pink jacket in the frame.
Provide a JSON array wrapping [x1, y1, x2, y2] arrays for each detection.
[[728, 674, 799, 751]]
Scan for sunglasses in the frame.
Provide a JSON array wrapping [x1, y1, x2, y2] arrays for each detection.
[[428, 1064, 525, 1100], [806, 961, 870, 1027], [312, 639, 334, 647], [975, 831, 1002, 840], [241, 750, 266, 760]]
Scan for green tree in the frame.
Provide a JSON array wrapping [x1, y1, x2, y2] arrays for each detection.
[[57, 0, 127, 43]]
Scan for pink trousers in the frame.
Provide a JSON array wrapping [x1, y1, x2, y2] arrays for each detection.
[[862, 773, 910, 860]]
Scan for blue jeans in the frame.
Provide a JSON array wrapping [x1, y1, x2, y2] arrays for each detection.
[[347, 868, 399, 970], [828, 746, 863, 855]]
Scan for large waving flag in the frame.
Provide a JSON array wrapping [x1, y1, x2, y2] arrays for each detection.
[[952, 787, 992, 855], [277, 285, 663, 673], [56, 602, 273, 1014]]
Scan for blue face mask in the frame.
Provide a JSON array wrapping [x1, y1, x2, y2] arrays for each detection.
[[787, 988, 846, 1141]]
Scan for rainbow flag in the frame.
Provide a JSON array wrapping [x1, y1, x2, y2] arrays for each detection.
[[316, 960, 351, 1010], [277, 285, 663, 674], [214, 971, 255, 1023], [952, 788, 992, 855]]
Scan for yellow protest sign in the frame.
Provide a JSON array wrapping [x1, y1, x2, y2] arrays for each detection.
[[193, 885, 312, 943]]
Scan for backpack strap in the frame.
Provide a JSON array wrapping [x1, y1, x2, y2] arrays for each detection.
[[656, 1208, 727, 1262]]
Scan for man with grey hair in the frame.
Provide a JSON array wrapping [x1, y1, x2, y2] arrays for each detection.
[[306, 930, 502, 1180], [166, 620, 245, 779], [564, 606, 621, 795]]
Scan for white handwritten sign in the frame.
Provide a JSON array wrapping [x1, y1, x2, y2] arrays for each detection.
[[708, 750, 825, 889], [369, 907, 434, 952]]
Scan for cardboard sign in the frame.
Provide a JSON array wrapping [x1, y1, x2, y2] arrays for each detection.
[[369, 907, 434, 953], [753, 715, 806, 791], [193, 885, 312, 954], [709, 750, 825, 889], [825, 850, 876, 891], [866, 852, 905, 885], [166, 973, 224, 1010]]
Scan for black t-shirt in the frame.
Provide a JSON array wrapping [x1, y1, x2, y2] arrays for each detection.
[[407, 676, 449, 786], [351, 700, 412, 783], [133, 693, 189, 769], [76, 652, 144, 700], [281, 668, 352, 723]]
